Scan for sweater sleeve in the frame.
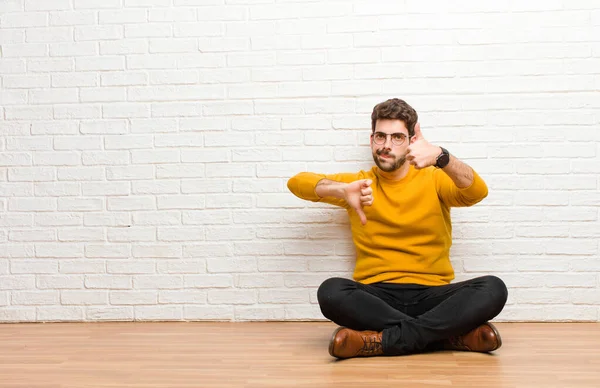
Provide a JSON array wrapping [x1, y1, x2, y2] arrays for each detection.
[[433, 167, 488, 207], [286, 171, 361, 208]]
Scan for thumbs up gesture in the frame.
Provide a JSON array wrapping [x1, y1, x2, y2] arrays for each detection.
[[343, 179, 373, 225], [406, 123, 442, 169]]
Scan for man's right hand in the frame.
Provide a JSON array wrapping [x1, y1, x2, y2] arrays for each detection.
[[343, 179, 373, 225]]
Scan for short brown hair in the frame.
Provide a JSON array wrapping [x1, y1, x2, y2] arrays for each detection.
[[371, 98, 418, 137]]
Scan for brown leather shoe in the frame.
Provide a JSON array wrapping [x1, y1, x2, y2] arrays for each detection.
[[328, 327, 384, 359], [444, 322, 502, 353]]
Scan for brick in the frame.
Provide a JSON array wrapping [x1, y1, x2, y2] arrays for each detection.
[[149, 8, 196, 22], [86, 307, 133, 321], [82, 151, 129, 166], [50, 42, 97, 57], [102, 103, 150, 118], [100, 9, 147, 24], [57, 198, 103, 211], [235, 306, 284, 321], [174, 22, 222, 37], [76, 57, 125, 71], [35, 182, 81, 197], [105, 135, 153, 150], [133, 275, 183, 289], [85, 244, 130, 259], [207, 257, 256, 272], [50, 11, 96, 26], [100, 40, 148, 55], [37, 275, 84, 289], [11, 259, 58, 273], [107, 227, 156, 243], [1, 43, 47, 57], [0, 308, 36, 322], [26, 26, 72, 43], [182, 210, 230, 225], [159, 290, 206, 304], [208, 289, 256, 305], [11, 291, 59, 306], [52, 72, 98, 87], [74, 0, 121, 9], [5, 106, 53, 120], [0, 276, 35, 290], [110, 291, 157, 305], [149, 38, 197, 53], [58, 228, 104, 242], [107, 260, 155, 274], [149, 70, 199, 85], [0, 59, 26, 74], [132, 243, 182, 258], [57, 167, 104, 181], [157, 260, 206, 274], [81, 120, 127, 134], [61, 290, 108, 305], [184, 305, 233, 320], [1, 12, 47, 28], [156, 164, 205, 179], [35, 213, 82, 227], [184, 274, 233, 288], [84, 213, 131, 227]]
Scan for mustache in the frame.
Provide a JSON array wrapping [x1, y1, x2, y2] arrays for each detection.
[[376, 149, 395, 157]]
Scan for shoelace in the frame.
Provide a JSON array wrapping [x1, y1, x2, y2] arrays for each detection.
[[360, 335, 382, 355]]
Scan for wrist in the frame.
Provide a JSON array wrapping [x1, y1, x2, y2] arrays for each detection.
[[316, 179, 347, 199], [434, 146, 450, 168]]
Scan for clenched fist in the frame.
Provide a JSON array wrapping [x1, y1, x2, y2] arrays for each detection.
[[406, 123, 442, 169], [344, 179, 373, 225]]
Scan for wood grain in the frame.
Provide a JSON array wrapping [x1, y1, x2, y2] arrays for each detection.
[[0, 322, 599, 387]]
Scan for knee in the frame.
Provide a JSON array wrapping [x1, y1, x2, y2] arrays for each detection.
[[481, 275, 508, 307], [317, 277, 347, 308]]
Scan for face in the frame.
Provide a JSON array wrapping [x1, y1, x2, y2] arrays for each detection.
[[370, 119, 411, 172]]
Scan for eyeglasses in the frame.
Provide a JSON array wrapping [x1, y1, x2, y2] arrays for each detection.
[[372, 131, 408, 146]]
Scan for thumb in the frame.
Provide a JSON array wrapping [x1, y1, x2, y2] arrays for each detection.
[[361, 179, 372, 188], [413, 122, 424, 141], [355, 206, 367, 226]]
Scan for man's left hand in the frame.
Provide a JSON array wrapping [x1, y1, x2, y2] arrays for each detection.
[[406, 123, 442, 169]]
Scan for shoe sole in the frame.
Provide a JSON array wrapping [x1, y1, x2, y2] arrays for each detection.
[[486, 322, 502, 351], [328, 327, 345, 358]]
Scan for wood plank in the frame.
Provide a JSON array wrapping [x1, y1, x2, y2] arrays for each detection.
[[0, 322, 599, 387]]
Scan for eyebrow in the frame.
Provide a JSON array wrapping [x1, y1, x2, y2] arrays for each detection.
[[374, 131, 408, 136]]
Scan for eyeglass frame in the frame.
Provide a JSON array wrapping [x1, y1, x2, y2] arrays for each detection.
[[371, 131, 412, 146]]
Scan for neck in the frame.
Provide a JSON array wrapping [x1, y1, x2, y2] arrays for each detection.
[[377, 162, 411, 181]]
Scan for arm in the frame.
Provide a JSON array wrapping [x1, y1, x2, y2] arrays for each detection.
[[440, 154, 475, 189], [314, 179, 347, 199], [406, 123, 488, 207], [287, 173, 374, 224], [434, 154, 488, 207]]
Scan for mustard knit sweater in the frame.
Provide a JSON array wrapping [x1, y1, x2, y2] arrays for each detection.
[[287, 165, 488, 286]]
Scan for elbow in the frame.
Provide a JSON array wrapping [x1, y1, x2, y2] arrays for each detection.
[[286, 175, 297, 194], [480, 183, 489, 201]]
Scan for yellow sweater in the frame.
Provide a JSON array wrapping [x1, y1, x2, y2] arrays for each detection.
[[287, 166, 488, 286]]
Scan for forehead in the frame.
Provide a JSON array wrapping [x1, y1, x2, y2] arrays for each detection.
[[374, 119, 408, 134]]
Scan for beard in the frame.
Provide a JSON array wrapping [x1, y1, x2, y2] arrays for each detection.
[[373, 148, 406, 172]]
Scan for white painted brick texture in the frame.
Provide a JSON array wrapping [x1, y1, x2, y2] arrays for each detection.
[[0, 1, 598, 323]]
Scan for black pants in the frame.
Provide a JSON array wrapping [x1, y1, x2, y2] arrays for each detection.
[[317, 275, 508, 356]]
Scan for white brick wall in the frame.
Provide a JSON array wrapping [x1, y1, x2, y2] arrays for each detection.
[[0, 1, 599, 323]]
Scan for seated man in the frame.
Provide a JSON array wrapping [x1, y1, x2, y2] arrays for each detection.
[[287, 98, 508, 359]]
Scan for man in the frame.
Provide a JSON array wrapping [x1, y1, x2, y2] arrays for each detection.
[[287, 98, 508, 359]]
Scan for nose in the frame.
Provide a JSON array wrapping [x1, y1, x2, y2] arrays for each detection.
[[383, 135, 393, 148]]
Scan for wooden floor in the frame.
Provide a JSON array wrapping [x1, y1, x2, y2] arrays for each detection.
[[0, 322, 599, 387]]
